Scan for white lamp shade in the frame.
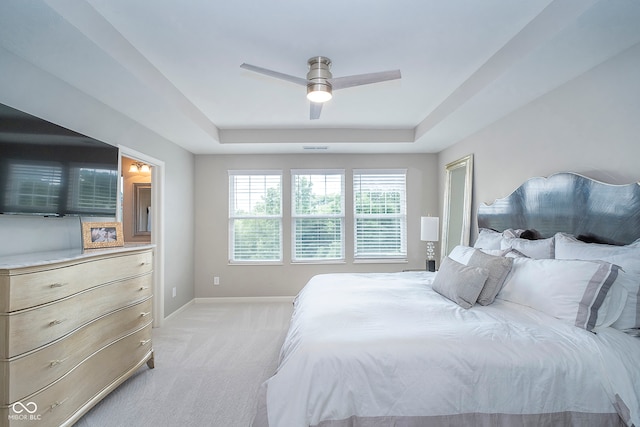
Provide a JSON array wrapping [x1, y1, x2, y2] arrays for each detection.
[[420, 216, 439, 241]]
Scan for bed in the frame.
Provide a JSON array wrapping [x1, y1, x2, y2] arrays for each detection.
[[253, 173, 640, 427]]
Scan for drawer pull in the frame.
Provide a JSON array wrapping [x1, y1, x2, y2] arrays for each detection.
[[49, 319, 66, 326], [48, 398, 68, 412], [140, 311, 152, 317], [49, 357, 69, 367], [140, 261, 150, 266], [139, 286, 150, 291], [49, 282, 65, 288], [140, 339, 151, 346]]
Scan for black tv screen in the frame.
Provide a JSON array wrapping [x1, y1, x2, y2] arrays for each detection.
[[0, 103, 119, 217]]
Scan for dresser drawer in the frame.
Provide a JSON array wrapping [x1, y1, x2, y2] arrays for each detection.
[[0, 324, 152, 427], [0, 273, 152, 358], [0, 250, 152, 312], [0, 298, 152, 404]]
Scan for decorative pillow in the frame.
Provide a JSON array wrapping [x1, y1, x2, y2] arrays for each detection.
[[431, 257, 489, 309], [467, 250, 513, 306], [554, 232, 640, 329], [501, 236, 555, 259], [473, 228, 502, 250], [497, 257, 626, 331]]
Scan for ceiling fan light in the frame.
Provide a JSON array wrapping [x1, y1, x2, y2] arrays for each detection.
[[307, 84, 333, 103]]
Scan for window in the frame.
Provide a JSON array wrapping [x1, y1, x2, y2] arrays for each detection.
[[353, 169, 407, 259], [229, 171, 282, 263], [292, 170, 344, 262]]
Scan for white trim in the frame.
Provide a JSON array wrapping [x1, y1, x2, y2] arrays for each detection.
[[353, 259, 408, 264], [163, 299, 195, 322], [228, 169, 282, 176], [118, 145, 165, 328], [195, 296, 295, 304]]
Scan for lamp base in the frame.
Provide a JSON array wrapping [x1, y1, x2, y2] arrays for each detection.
[[426, 259, 436, 272]]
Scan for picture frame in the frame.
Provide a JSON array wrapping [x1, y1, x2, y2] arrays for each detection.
[[82, 222, 124, 249]]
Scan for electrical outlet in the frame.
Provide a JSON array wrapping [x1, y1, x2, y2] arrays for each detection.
[[213, 276, 220, 286], [172, 287, 176, 297]]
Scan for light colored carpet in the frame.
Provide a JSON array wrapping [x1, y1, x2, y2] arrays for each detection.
[[75, 301, 293, 427]]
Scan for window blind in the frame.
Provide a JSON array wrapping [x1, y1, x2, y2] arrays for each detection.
[[229, 171, 282, 262], [292, 170, 344, 261], [353, 169, 407, 259]]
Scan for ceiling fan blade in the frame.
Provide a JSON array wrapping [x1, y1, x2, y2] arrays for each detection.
[[310, 102, 323, 120], [240, 63, 307, 86], [330, 69, 401, 90]]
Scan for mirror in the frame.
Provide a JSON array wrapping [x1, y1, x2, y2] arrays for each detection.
[[134, 183, 151, 236], [442, 154, 473, 259]]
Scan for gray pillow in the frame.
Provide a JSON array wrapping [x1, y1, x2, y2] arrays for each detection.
[[432, 257, 489, 309], [468, 250, 514, 306]]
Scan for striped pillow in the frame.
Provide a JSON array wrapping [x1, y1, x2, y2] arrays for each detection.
[[497, 257, 626, 331]]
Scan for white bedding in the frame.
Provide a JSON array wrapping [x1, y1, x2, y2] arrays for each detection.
[[253, 272, 640, 427]]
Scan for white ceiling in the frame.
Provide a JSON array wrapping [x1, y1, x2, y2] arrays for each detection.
[[1, 0, 639, 154]]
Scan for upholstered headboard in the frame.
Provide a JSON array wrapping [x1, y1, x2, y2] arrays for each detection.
[[477, 173, 640, 245]]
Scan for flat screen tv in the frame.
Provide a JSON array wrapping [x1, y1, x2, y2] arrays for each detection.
[[0, 103, 119, 217]]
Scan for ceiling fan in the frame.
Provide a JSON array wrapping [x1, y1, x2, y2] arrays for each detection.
[[240, 56, 401, 120]]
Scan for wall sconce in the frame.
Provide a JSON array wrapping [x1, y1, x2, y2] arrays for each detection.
[[129, 162, 151, 173], [420, 216, 439, 272]]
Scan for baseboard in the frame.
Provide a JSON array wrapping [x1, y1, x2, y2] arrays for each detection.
[[163, 299, 195, 322], [194, 296, 295, 304]]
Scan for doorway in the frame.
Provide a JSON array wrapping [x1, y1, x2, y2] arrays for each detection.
[[119, 146, 165, 327]]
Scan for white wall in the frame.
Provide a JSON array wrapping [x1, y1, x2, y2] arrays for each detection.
[[194, 153, 438, 298], [438, 42, 640, 248], [0, 52, 195, 316]]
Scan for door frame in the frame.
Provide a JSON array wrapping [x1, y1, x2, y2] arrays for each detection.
[[119, 145, 165, 327]]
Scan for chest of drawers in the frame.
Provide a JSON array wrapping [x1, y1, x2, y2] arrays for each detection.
[[0, 246, 154, 426]]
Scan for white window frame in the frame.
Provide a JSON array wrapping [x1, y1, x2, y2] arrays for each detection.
[[291, 169, 345, 263], [353, 169, 407, 261], [228, 170, 283, 264]]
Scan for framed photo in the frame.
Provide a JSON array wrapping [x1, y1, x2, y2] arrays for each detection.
[[82, 222, 124, 249]]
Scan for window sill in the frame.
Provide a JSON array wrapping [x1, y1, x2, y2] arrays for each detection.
[[353, 259, 408, 264]]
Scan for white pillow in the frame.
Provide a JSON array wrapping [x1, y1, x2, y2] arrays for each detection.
[[448, 245, 475, 264], [501, 236, 555, 259], [473, 228, 502, 250], [554, 232, 640, 329], [497, 257, 626, 331]]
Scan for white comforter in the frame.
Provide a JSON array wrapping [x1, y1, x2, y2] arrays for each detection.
[[256, 272, 640, 427]]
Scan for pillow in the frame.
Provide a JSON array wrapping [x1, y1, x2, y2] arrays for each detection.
[[497, 257, 626, 331], [554, 232, 640, 329], [431, 257, 489, 309], [448, 245, 476, 264], [502, 229, 526, 239], [482, 248, 529, 258], [502, 248, 529, 258], [473, 228, 502, 250], [467, 250, 513, 306], [448, 245, 514, 306], [501, 236, 555, 259]]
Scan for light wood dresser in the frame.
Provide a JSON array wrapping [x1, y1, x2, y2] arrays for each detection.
[[0, 245, 154, 426]]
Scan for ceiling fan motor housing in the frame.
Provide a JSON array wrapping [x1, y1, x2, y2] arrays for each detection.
[[307, 56, 333, 98]]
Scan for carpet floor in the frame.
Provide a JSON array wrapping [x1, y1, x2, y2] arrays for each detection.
[[75, 301, 293, 427]]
